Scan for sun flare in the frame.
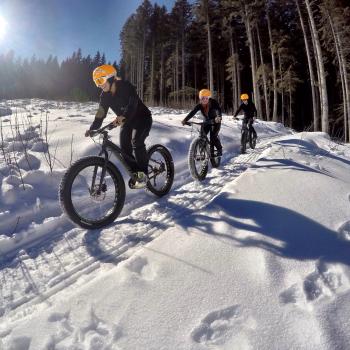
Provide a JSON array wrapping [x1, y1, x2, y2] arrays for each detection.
[[0, 15, 8, 40]]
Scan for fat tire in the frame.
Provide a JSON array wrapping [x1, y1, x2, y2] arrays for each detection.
[[188, 138, 208, 181], [210, 146, 221, 168], [59, 156, 125, 229], [146, 144, 174, 197], [241, 130, 247, 154], [249, 132, 257, 149]]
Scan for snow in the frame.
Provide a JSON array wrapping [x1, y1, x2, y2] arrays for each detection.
[[0, 99, 350, 349]]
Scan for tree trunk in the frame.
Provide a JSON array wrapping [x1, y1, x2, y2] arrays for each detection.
[[176, 40, 179, 105], [150, 40, 155, 105], [267, 11, 278, 122], [206, 53, 209, 88], [289, 87, 292, 127], [141, 32, 146, 100], [295, 0, 319, 131], [160, 45, 164, 106], [182, 28, 186, 106], [326, 7, 350, 141], [304, 0, 329, 133], [194, 55, 197, 99], [206, 10, 214, 93], [132, 55, 136, 86], [229, 34, 237, 112], [220, 64, 225, 106], [244, 4, 260, 117], [278, 50, 285, 124], [137, 46, 141, 96], [257, 26, 269, 120], [173, 57, 176, 104], [236, 33, 241, 110]]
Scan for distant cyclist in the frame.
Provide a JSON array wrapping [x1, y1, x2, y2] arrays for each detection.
[[233, 93, 257, 148], [181, 89, 223, 157]]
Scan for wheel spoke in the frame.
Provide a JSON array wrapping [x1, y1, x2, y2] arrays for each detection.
[[70, 165, 119, 223], [146, 145, 174, 196]]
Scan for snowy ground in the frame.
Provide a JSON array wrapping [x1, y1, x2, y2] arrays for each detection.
[[0, 99, 350, 350]]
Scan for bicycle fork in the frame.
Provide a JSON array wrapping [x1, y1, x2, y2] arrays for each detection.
[[90, 149, 109, 196]]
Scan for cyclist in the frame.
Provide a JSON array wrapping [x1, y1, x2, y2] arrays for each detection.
[[181, 89, 223, 157], [85, 64, 152, 189], [233, 93, 257, 152]]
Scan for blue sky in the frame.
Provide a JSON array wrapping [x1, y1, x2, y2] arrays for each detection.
[[0, 0, 177, 63]]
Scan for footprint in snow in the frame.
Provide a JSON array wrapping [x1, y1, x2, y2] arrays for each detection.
[[124, 256, 157, 281], [306, 260, 348, 299], [2, 336, 31, 350], [191, 305, 254, 346], [46, 307, 122, 349], [279, 284, 302, 305], [280, 260, 349, 307], [338, 221, 350, 241]]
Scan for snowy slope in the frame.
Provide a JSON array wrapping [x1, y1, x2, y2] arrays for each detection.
[[1, 99, 350, 350]]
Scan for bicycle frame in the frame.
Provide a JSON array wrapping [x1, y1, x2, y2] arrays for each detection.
[[98, 132, 135, 177], [186, 120, 215, 151], [89, 123, 136, 193]]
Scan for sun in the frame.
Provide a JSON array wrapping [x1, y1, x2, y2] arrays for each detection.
[[0, 15, 8, 41]]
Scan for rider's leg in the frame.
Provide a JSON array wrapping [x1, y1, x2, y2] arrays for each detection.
[[120, 124, 139, 173], [248, 120, 257, 138], [210, 123, 222, 156], [131, 115, 153, 175]]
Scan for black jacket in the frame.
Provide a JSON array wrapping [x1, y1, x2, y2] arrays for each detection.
[[90, 79, 151, 130], [234, 101, 257, 119], [183, 98, 222, 123]]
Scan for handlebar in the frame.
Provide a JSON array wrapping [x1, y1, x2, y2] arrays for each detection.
[[89, 122, 117, 137], [184, 120, 216, 126]]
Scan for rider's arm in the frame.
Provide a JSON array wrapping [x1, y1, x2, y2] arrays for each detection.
[[233, 104, 242, 118], [89, 94, 109, 130], [210, 99, 222, 123], [183, 104, 201, 123]]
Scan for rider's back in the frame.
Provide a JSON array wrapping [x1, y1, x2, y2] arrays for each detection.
[[100, 80, 151, 128]]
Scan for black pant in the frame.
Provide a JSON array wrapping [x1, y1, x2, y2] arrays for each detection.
[[243, 118, 257, 138], [119, 115, 152, 174], [203, 123, 222, 155]]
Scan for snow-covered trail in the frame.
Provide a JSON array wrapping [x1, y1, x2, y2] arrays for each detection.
[[0, 133, 280, 322], [2, 128, 350, 350]]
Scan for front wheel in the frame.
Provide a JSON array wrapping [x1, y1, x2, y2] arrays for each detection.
[[147, 144, 174, 197], [240, 129, 248, 154], [59, 156, 126, 229], [188, 138, 209, 181]]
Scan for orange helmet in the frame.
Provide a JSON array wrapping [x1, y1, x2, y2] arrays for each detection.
[[199, 89, 211, 98], [92, 64, 117, 86], [240, 93, 249, 101]]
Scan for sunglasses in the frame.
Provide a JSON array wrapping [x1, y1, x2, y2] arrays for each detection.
[[94, 76, 108, 87]]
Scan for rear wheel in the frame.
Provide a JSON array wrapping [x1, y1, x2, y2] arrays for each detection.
[[59, 156, 125, 229], [188, 138, 209, 181], [146, 144, 174, 197]]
